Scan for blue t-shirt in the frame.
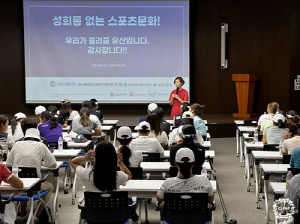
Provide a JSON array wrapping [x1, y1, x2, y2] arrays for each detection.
[[193, 115, 207, 137], [290, 147, 300, 168], [38, 121, 62, 143]]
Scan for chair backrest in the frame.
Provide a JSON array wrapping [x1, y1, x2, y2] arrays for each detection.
[[7, 167, 38, 178], [84, 191, 128, 223], [288, 168, 300, 176], [48, 141, 68, 149], [142, 152, 160, 162], [162, 192, 211, 224], [128, 167, 143, 180], [83, 134, 92, 140], [243, 120, 257, 126], [258, 134, 263, 141], [169, 166, 202, 178], [283, 155, 291, 164], [263, 144, 279, 151]]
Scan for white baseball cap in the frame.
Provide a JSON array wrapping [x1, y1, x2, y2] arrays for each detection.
[[14, 112, 26, 120], [182, 111, 194, 119], [272, 114, 286, 123], [148, 103, 158, 112], [175, 147, 195, 163], [137, 121, 151, 131], [117, 126, 132, 139], [35, 105, 46, 115]]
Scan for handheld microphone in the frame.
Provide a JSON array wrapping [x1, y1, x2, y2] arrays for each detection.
[[176, 87, 179, 95]]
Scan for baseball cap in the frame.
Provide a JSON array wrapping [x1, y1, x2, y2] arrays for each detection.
[[61, 98, 71, 104], [148, 103, 158, 112], [137, 121, 151, 131], [182, 111, 194, 119], [35, 105, 46, 115], [14, 112, 26, 120], [117, 126, 132, 139], [272, 114, 286, 123], [175, 147, 195, 163]]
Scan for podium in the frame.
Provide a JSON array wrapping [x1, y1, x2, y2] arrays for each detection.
[[232, 74, 258, 118]]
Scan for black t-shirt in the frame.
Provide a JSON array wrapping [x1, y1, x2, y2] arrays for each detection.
[[173, 114, 182, 127], [91, 109, 103, 120], [169, 142, 205, 166]]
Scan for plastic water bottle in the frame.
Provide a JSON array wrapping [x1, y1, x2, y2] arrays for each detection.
[[58, 136, 63, 152], [201, 167, 207, 177], [264, 112, 266, 115], [12, 162, 18, 177], [279, 139, 284, 155], [254, 128, 258, 143], [286, 171, 293, 188]]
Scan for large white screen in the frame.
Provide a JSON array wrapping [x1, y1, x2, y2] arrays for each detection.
[[23, 0, 189, 103]]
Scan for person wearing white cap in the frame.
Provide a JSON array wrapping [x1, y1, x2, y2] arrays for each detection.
[[9, 112, 26, 141], [157, 148, 214, 204], [130, 121, 164, 156], [257, 102, 280, 131], [117, 126, 143, 167], [7, 118, 56, 221], [35, 105, 46, 116], [138, 103, 158, 123], [263, 113, 288, 144]]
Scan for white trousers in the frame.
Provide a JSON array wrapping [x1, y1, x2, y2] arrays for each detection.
[[0, 201, 16, 224]]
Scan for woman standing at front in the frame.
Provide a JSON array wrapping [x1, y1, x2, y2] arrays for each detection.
[[169, 77, 189, 120]]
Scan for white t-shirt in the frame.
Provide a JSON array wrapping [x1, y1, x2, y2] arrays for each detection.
[[168, 128, 204, 145], [68, 110, 79, 120], [8, 123, 24, 141], [282, 136, 300, 155], [76, 166, 128, 192], [148, 131, 168, 146], [258, 113, 274, 126], [73, 114, 99, 123], [117, 146, 143, 167], [157, 175, 214, 199], [264, 126, 288, 144], [130, 136, 164, 156], [6, 140, 56, 177]]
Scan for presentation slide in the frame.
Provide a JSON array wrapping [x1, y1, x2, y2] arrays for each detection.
[[23, 0, 189, 103]]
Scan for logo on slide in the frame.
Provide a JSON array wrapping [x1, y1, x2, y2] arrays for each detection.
[[129, 92, 133, 97], [110, 92, 114, 97], [148, 92, 157, 97], [49, 81, 56, 87]]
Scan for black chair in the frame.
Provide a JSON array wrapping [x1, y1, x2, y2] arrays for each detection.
[[78, 191, 133, 224], [169, 166, 203, 178], [82, 134, 92, 140], [288, 168, 300, 175], [142, 152, 160, 162], [0, 193, 16, 224], [243, 120, 257, 126], [160, 192, 212, 224], [48, 141, 68, 149], [128, 167, 143, 180], [283, 155, 292, 164], [263, 144, 279, 151]]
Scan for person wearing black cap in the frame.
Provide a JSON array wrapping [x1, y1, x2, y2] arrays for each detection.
[[157, 147, 214, 204], [116, 126, 143, 168], [169, 124, 205, 167], [90, 99, 103, 122]]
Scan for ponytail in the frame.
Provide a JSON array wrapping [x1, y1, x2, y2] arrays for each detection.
[[10, 118, 19, 135], [118, 138, 132, 168], [49, 116, 58, 130], [191, 103, 205, 117], [276, 119, 286, 129], [79, 107, 91, 127], [176, 160, 194, 178]]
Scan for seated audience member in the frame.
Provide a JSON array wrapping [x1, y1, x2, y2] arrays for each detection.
[[261, 110, 285, 134], [68, 107, 102, 136], [9, 112, 26, 141], [0, 115, 14, 155], [170, 124, 205, 166], [169, 111, 204, 146], [48, 105, 67, 127], [157, 148, 214, 204], [282, 125, 300, 155], [71, 141, 132, 192], [0, 146, 23, 224], [263, 114, 288, 144], [38, 111, 63, 143], [285, 173, 300, 206], [147, 113, 169, 149], [59, 98, 78, 121], [173, 102, 191, 128], [73, 101, 100, 124], [34, 105, 46, 124], [117, 126, 142, 168], [138, 103, 158, 123], [7, 119, 56, 221], [90, 98, 103, 122], [257, 102, 279, 131], [130, 121, 164, 156], [290, 147, 300, 168], [285, 110, 300, 139], [152, 107, 171, 135], [190, 103, 207, 140]]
